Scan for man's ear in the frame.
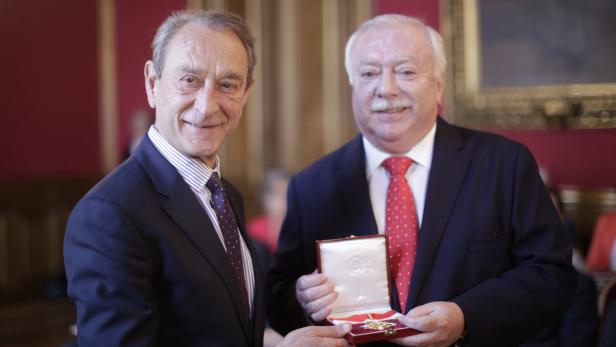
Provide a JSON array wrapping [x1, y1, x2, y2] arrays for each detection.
[[144, 61, 157, 109]]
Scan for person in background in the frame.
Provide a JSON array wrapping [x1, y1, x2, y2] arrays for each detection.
[[248, 169, 291, 253], [587, 211, 616, 347], [266, 14, 576, 347], [599, 280, 616, 347], [611, 239, 616, 272], [123, 108, 153, 160], [248, 170, 291, 346], [64, 9, 350, 347], [587, 211, 616, 272]]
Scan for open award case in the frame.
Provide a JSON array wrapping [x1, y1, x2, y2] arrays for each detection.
[[316, 235, 420, 344]]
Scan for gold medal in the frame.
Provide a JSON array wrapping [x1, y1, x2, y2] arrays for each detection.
[[361, 320, 396, 330], [361, 314, 396, 332]]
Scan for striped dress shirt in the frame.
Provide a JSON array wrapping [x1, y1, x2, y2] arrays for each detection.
[[148, 126, 255, 313]]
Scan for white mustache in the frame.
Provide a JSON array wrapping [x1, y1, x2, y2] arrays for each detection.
[[371, 98, 412, 112]]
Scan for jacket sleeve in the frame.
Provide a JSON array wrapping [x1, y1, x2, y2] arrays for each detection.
[[64, 197, 157, 347], [453, 146, 577, 346]]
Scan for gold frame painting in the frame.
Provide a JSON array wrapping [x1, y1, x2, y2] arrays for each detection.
[[441, 0, 616, 129]]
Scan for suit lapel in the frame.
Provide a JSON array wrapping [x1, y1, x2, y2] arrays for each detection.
[[406, 118, 471, 310], [335, 135, 378, 237], [134, 137, 251, 341]]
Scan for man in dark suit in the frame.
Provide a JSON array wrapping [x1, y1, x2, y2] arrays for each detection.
[[64, 10, 350, 347], [266, 14, 577, 346]]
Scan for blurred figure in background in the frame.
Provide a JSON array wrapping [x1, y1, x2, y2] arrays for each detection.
[[248, 169, 291, 253], [248, 170, 291, 347], [520, 190, 599, 347], [587, 211, 616, 347], [587, 212, 616, 272], [123, 108, 153, 160], [599, 278, 616, 347]]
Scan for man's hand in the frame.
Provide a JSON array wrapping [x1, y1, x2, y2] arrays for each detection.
[[393, 301, 465, 347], [295, 271, 338, 322], [276, 323, 353, 347]]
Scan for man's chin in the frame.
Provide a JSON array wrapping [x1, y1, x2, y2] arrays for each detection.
[[181, 144, 220, 165], [368, 135, 413, 154]]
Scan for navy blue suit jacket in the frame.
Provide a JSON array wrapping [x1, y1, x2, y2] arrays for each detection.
[[266, 118, 576, 346], [520, 271, 598, 347], [64, 136, 265, 347]]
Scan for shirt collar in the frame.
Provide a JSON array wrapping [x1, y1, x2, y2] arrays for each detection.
[[148, 125, 221, 191], [363, 122, 436, 179]]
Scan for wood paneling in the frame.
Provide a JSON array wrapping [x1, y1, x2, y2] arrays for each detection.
[[191, 0, 371, 217], [0, 299, 75, 347], [99, 0, 119, 173], [0, 178, 98, 299]]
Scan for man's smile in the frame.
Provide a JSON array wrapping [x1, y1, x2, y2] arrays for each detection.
[[183, 120, 223, 129], [374, 106, 409, 113]]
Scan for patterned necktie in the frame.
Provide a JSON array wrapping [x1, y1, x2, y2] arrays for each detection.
[[382, 156, 418, 313], [206, 173, 249, 318]]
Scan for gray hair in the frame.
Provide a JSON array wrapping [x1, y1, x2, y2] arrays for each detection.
[[344, 14, 446, 85], [151, 10, 256, 87]]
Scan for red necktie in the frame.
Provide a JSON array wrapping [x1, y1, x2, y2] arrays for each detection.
[[382, 156, 418, 313]]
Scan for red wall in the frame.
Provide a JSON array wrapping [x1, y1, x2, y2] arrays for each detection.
[[495, 129, 616, 189], [374, 0, 616, 189], [0, 0, 99, 178], [0, 0, 187, 179], [3, 0, 614, 188], [115, 0, 186, 159], [374, 0, 439, 30]]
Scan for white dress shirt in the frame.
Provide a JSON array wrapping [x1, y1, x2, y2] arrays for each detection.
[[148, 126, 255, 313], [364, 123, 436, 234]]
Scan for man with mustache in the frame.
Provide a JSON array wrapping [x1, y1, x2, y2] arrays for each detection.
[[64, 10, 351, 347], [266, 14, 576, 346]]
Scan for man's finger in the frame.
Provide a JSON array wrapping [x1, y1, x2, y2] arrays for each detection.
[[305, 290, 338, 314], [407, 303, 434, 318], [296, 273, 328, 291], [310, 304, 333, 322], [401, 314, 435, 332], [335, 322, 352, 336], [297, 281, 335, 306], [308, 323, 352, 338]]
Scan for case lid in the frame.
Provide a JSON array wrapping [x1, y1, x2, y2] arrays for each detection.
[[317, 235, 392, 318]]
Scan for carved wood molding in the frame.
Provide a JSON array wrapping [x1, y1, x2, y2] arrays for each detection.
[[441, 0, 616, 130]]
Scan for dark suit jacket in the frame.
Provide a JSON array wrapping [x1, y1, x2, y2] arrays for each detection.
[[520, 271, 598, 347], [600, 299, 616, 347], [64, 136, 265, 347], [266, 118, 576, 346]]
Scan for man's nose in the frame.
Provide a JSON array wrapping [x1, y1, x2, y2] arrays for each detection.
[[376, 70, 399, 98], [194, 83, 219, 116]]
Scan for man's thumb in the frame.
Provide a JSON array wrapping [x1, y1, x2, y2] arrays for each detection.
[[334, 322, 352, 336]]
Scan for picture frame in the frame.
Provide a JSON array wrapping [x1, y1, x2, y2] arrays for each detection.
[[441, 0, 616, 129]]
